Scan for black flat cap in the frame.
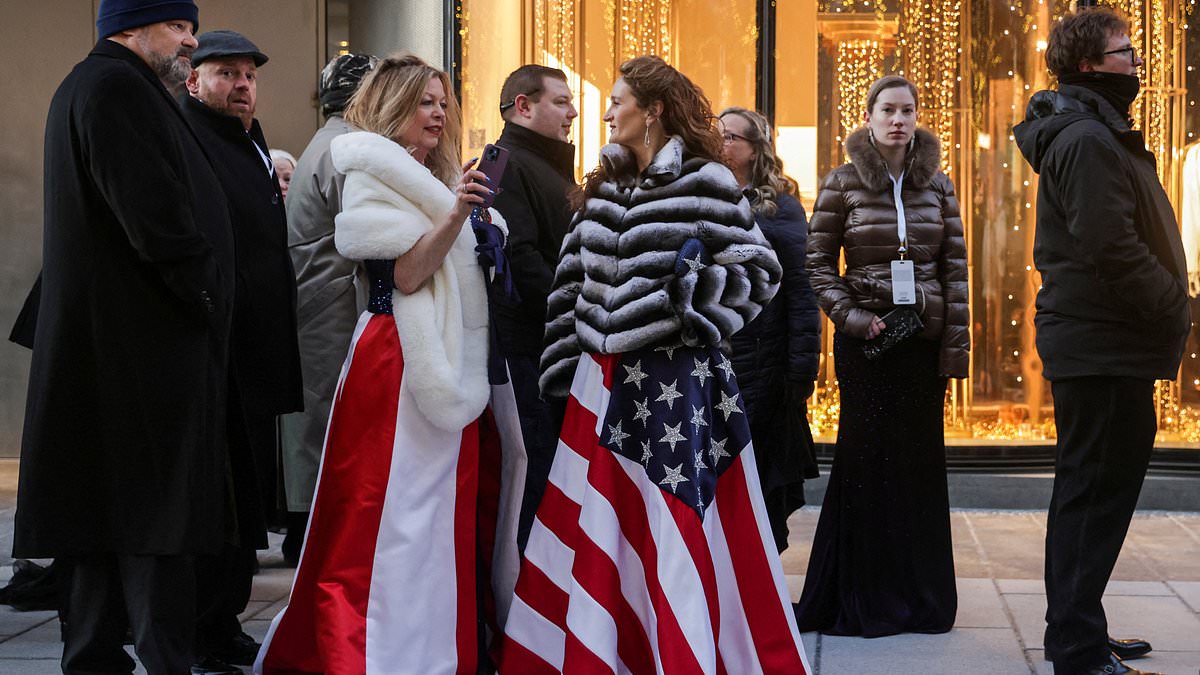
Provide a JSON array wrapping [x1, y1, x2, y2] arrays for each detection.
[[192, 30, 268, 67]]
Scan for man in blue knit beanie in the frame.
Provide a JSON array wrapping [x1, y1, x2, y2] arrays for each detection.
[[15, 0, 236, 673]]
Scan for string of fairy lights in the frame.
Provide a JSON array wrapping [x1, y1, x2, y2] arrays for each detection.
[[533, 0, 577, 72], [897, 0, 963, 174], [618, 0, 673, 61], [835, 40, 884, 144]]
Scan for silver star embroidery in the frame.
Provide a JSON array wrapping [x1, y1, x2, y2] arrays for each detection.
[[607, 420, 631, 450], [633, 397, 652, 427], [655, 344, 678, 360], [683, 252, 706, 272], [693, 449, 707, 471], [715, 391, 743, 421], [709, 436, 731, 464], [655, 380, 683, 410], [691, 357, 713, 386], [658, 421, 687, 452], [689, 404, 708, 433], [659, 463, 689, 493], [640, 440, 652, 465], [623, 360, 649, 390], [716, 353, 736, 381]]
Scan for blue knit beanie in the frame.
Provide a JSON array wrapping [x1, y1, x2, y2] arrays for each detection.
[[96, 0, 199, 38]]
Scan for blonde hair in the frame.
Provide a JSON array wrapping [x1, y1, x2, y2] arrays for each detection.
[[343, 53, 462, 187], [718, 107, 798, 218]]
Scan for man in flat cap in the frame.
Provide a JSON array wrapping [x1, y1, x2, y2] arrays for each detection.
[[16, 0, 235, 672], [181, 29, 303, 672], [279, 53, 378, 565]]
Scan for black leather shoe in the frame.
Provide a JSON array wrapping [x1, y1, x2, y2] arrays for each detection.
[[1108, 635, 1152, 661], [1045, 635, 1153, 662], [209, 630, 261, 666], [1083, 652, 1163, 675], [190, 656, 242, 675]]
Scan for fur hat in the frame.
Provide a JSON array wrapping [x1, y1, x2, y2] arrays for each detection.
[[96, 0, 199, 38]]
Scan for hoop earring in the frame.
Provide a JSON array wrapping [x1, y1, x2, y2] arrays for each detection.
[[907, 135, 916, 153], [868, 128, 877, 148], [644, 123, 652, 147]]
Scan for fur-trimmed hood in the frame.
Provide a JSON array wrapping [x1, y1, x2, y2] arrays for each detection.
[[331, 131, 506, 431], [844, 127, 941, 192]]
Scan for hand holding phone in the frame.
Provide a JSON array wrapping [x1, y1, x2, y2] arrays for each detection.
[[475, 144, 509, 208]]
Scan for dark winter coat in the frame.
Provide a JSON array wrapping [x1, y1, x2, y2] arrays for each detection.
[[729, 192, 821, 491], [540, 136, 782, 397], [15, 40, 235, 557], [181, 95, 303, 417], [1013, 84, 1189, 381], [806, 127, 969, 378], [730, 193, 821, 401], [491, 122, 576, 357]]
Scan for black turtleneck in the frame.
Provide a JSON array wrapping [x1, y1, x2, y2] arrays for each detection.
[[1058, 71, 1140, 123]]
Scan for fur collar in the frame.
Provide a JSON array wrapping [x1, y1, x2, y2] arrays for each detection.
[[332, 130, 456, 226], [844, 127, 941, 192], [599, 135, 687, 189]]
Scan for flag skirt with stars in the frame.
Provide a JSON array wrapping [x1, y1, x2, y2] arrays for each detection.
[[500, 345, 811, 674]]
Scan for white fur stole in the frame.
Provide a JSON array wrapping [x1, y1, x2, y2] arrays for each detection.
[[331, 131, 507, 431]]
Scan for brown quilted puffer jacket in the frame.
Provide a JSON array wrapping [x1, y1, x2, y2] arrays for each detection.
[[806, 126, 969, 377]]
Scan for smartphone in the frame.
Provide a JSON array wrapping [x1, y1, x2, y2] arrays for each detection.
[[475, 144, 510, 208]]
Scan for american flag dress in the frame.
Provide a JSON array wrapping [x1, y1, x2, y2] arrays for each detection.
[[256, 259, 520, 675], [500, 343, 811, 674]]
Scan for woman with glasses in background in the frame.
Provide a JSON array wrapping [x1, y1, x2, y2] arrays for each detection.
[[718, 107, 821, 554]]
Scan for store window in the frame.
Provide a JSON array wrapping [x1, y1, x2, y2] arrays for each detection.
[[459, 0, 1200, 447]]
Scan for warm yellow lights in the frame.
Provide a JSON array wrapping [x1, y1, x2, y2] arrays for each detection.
[[835, 39, 883, 146], [898, 0, 962, 172]]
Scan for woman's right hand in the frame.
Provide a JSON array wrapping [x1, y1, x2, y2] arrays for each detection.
[[865, 315, 887, 339], [450, 158, 492, 222]]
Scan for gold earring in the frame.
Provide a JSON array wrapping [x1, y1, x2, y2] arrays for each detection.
[[644, 123, 652, 147]]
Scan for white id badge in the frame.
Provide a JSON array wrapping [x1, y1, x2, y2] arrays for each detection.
[[891, 259, 917, 305]]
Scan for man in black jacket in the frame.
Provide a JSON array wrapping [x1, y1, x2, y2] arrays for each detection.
[[1014, 8, 1188, 675], [17, 1, 235, 672], [490, 65, 578, 551], [180, 30, 303, 671]]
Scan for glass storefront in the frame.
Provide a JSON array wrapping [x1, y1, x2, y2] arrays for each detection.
[[456, 0, 1200, 447]]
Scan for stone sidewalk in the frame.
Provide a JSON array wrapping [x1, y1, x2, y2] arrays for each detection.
[[0, 460, 1197, 673]]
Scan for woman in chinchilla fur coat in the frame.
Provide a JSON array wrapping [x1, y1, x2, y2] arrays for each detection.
[[500, 56, 813, 673]]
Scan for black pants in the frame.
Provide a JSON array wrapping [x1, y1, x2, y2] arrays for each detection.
[[62, 554, 194, 675], [195, 543, 256, 657], [509, 354, 565, 553], [1044, 376, 1157, 675]]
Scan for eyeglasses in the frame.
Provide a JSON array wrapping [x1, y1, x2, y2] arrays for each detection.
[[722, 132, 750, 144], [1102, 45, 1138, 62]]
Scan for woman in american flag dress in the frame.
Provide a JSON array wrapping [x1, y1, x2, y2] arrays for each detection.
[[499, 56, 812, 675]]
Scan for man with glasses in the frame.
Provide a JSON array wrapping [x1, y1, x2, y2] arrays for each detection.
[[1014, 7, 1187, 675], [489, 65, 578, 554]]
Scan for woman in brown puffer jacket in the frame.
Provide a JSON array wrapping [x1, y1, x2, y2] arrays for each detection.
[[794, 75, 968, 638]]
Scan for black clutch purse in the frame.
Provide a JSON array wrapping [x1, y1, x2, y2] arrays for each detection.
[[862, 308, 924, 360]]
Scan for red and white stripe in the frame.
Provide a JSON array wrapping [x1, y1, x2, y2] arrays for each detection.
[[256, 312, 510, 675], [500, 353, 810, 674]]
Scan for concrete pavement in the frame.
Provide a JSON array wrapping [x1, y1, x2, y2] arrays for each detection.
[[0, 460, 1197, 674]]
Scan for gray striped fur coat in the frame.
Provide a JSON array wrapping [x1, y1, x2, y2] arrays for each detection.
[[539, 136, 782, 397]]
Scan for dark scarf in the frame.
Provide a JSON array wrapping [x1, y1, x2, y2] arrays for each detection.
[[1058, 71, 1140, 122]]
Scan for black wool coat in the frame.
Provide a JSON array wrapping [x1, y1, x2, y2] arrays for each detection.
[[1014, 84, 1190, 380], [15, 40, 236, 557], [491, 122, 577, 357], [181, 95, 303, 418]]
